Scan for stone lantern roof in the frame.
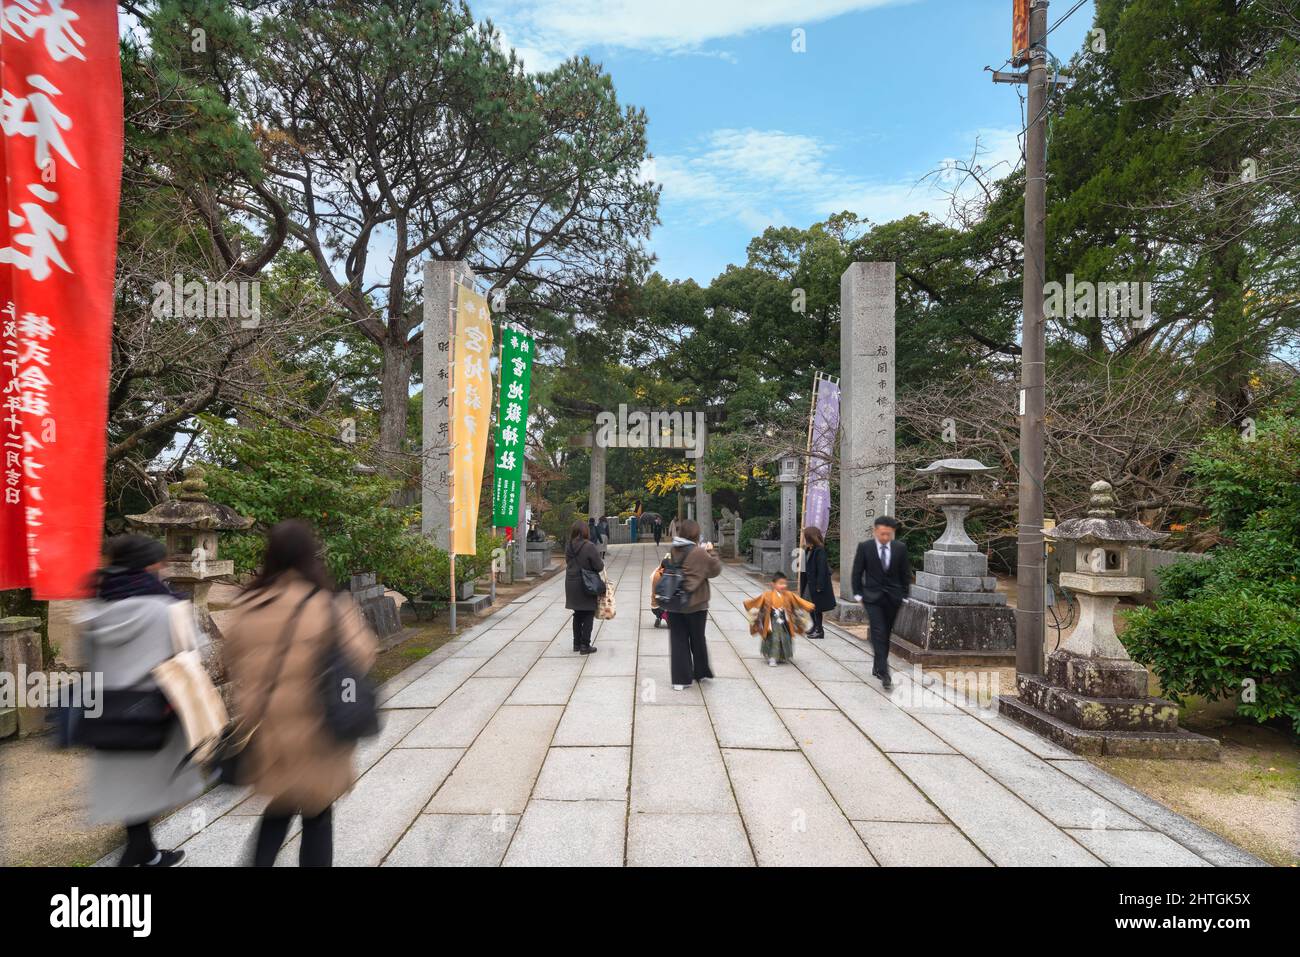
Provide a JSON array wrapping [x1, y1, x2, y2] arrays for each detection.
[[914, 458, 995, 475], [126, 466, 254, 533], [1045, 480, 1167, 547]]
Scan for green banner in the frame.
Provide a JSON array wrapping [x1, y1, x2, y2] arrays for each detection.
[[491, 328, 534, 528]]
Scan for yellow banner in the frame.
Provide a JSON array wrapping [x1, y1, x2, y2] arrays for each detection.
[[450, 284, 493, 554]]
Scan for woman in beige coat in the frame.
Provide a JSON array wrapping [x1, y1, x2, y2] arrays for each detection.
[[225, 521, 378, 867]]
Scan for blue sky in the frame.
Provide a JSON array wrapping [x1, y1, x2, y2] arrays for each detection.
[[475, 0, 1097, 284]]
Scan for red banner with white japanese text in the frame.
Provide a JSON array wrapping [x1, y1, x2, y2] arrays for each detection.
[[0, 2, 122, 598]]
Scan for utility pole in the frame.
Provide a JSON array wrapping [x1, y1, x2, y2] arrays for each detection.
[[1016, 0, 1049, 676]]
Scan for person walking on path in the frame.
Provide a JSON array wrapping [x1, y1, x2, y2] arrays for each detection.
[[652, 515, 663, 546], [564, 519, 603, 655], [661, 518, 721, 690], [597, 515, 610, 544], [79, 534, 206, 868], [851, 515, 912, 690], [225, 521, 378, 867], [745, 571, 815, 666], [799, 526, 836, 639]]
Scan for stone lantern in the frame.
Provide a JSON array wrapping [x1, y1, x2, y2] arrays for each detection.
[[772, 450, 803, 578], [892, 458, 1016, 665], [126, 466, 253, 610], [999, 480, 1219, 758]]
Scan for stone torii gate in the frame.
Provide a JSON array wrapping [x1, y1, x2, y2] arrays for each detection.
[[571, 405, 712, 541]]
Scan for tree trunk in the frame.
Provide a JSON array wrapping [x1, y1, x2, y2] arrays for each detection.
[[379, 336, 414, 475]]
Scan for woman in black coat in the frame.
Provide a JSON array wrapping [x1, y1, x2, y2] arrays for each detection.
[[564, 520, 603, 655], [800, 526, 836, 639]]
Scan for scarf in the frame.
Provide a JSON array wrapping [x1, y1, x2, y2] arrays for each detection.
[[96, 567, 177, 602]]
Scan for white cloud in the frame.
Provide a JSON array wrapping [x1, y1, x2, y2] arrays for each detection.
[[646, 126, 1022, 234], [481, 0, 910, 69]]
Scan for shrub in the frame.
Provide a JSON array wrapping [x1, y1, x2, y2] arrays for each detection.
[[739, 515, 776, 555], [200, 416, 499, 600]]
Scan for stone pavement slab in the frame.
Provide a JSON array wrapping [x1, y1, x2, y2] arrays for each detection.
[[123, 544, 1258, 867]]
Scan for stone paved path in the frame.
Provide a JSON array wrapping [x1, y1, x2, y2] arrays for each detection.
[[98, 544, 1262, 867]]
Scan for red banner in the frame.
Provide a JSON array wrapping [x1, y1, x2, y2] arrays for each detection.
[[0, 2, 122, 598]]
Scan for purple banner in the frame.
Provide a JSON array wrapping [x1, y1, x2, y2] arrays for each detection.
[[802, 375, 840, 533]]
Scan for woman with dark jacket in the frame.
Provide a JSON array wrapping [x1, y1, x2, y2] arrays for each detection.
[[564, 520, 603, 655], [800, 526, 836, 639]]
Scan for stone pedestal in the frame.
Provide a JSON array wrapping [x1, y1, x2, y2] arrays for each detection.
[[891, 479, 1015, 666], [0, 617, 43, 737], [999, 651, 1219, 758]]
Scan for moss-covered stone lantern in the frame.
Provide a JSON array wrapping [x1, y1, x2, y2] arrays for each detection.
[[999, 480, 1219, 759], [126, 466, 253, 609]]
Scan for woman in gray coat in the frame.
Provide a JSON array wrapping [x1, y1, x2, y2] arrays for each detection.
[[78, 535, 206, 867]]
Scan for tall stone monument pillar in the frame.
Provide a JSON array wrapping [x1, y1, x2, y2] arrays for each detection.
[[423, 260, 477, 548], [694, 418, 713, 541], [588, 427, 606, 521], [838, 262, 895, 620]]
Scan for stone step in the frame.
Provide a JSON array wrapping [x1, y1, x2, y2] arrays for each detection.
[[997, 695, 1220, 759]]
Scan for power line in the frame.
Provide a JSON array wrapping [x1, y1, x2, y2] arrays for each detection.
[[1046, 0, 1088, 38]]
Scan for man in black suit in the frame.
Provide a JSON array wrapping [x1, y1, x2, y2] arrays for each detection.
[[852, 515, 912, 689]]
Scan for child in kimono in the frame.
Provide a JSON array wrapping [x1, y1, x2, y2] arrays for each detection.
[[744, 572, 815, 666]]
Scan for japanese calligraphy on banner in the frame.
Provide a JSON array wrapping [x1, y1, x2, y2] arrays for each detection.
[[0, 2, 122, 598], [450, 284, 493, 554], [802, 372, 839, 534], [491, 328, 533, 528]]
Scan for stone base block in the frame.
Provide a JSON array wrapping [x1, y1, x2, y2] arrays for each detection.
[[1016, 674, 1179, 732], [909, 585, 1007, 606], [835, 598, 867, 623], [358, 596, 401, 639], [890, 599, 1016, 666], [914, 571, 998, 593], [921, 551, 989, 578], [0, 707, 15, 739], [455, 594, 493, 616], [1046, 650, 1149, 698], [997, 696, 1220, 759]]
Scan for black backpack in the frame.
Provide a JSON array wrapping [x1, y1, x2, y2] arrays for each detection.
[[319, 593, 380, 743], [654, 545, 694, 613]]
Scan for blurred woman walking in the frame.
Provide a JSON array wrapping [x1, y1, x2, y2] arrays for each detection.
[[225, 521, 377, 867], [80, 534, 206, 867]]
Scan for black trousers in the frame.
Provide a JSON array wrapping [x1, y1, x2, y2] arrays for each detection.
[[254, 805, 334, 867], [119, 820, 157, 866], [808, 608, 824, 636], [571, 609, 595, 649], [667, 610, 713, 685], [863, 597, 900, 677]]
